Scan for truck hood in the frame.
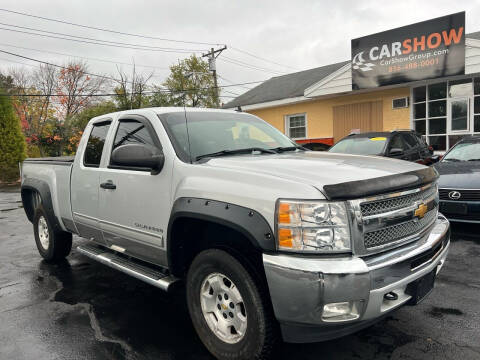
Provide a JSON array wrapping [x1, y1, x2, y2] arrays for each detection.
[[202, 151, 425, 193]]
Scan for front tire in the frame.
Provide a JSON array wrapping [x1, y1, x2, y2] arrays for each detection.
[[186, 249, 278, 360], [33, 205, 72, 262]]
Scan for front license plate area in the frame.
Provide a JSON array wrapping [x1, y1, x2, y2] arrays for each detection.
[[405, 270, 436, 305], [440, 202, 467, 214]]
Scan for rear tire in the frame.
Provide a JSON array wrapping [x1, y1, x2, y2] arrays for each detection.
[[33, 205, 72, 262], [186, 249, 278, 360]]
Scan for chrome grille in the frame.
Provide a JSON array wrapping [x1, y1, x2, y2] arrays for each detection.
[[364, 209, 437, 249], [361, 185, 437, 216], [350, 183, 439, 254]]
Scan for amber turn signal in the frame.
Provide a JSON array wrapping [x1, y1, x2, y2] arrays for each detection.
[[278, 202, 291, 224], [278, 228, 293, 248]]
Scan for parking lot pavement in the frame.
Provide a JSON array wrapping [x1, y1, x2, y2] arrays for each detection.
[[0, 189, 479, 360]]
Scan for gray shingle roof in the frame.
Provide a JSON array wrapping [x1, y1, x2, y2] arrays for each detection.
[[223, 61, 349, 108], [224, 32, 480, 109]]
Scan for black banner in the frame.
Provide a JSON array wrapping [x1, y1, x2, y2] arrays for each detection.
[[351, 12, 465, 90]]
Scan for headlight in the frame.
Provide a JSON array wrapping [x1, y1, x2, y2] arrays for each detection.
[[276, 200, 351, 253]]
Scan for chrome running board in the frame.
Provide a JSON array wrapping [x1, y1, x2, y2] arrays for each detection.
[[77, 243, 178, 292]]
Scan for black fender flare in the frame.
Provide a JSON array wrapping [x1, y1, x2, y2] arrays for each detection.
[[21, 178, 63, 233], [167, 197, 276, 268]]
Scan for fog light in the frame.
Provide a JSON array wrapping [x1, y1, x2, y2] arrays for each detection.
[[322, 301, 361, 322]]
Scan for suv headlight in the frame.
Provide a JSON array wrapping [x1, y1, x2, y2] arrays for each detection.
[[276, 200, 351, 253]]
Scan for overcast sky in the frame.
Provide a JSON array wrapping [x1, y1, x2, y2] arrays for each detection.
[[0, 1, 479, 101]]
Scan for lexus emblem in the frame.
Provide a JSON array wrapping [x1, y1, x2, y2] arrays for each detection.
[[448, 191, 461, 200]]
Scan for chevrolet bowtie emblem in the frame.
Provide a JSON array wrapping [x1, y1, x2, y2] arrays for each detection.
[[414, 203, 428, 218]]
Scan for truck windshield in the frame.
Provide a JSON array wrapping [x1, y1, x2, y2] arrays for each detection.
[[329, 137, 387, 155], [161, 112, 298, 162]]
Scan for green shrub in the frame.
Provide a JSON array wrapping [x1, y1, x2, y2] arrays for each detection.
[[0, 91, 26, 183]]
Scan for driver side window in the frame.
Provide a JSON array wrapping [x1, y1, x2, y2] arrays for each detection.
[[112, 120, 157, 151], [109, 119, 161, 170]]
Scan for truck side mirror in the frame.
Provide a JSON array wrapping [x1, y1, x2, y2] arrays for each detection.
[[389, 148, 404, 157], [111, 144, 165, 175]]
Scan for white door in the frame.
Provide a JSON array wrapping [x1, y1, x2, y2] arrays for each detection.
[[97, 114, 174, 267]]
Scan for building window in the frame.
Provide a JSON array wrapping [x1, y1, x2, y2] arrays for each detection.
[[412, 78, 480, 151], [286, 114, 306, 139], [413, 86, 426, 137]]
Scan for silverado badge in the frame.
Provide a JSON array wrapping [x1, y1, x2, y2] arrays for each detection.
[[414, 203, 428, 219]]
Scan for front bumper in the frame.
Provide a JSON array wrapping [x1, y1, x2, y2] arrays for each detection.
[[263, 215, 450, 343], [439, 200, 480, 223]]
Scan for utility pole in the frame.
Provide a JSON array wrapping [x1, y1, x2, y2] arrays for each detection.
[[202, 46, 227, 107]]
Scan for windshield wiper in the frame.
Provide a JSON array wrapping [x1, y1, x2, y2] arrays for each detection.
[[270, 145, 306, 153], [468, 159, 480, 161], [443, 158, 461, 162], [195, 147, 276, 161]]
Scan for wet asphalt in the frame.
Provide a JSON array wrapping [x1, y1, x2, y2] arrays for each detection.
[[0, 188, 479, 360]]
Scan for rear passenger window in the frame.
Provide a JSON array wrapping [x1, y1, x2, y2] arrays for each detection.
[[389, 135, 408, 151], [84, 122, 111, 167], [112, 120, 157, 151]]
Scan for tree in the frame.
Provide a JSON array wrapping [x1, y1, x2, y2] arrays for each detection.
[[0, 89, 26, 182], [114, 65, 153, 110], [10, 65, 58, 157], [55, 61, 108, 153], [0, 72, 15, 92], [70, 100, 117, 131], [56, 61, 107, 121], [162, 55, 218, 107], [148, 86, 175, 107]]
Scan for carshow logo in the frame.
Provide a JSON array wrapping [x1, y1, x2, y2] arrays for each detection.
[[352, 52, 375, 72], [351, 12, 465, 89]]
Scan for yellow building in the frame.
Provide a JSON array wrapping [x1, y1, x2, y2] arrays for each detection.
[[225, 31, 480, 151]]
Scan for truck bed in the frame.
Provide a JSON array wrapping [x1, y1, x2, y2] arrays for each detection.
[[21, 156, 75, 232]]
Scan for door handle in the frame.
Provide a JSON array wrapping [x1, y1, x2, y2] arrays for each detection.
[[100, 181, 116, 190]]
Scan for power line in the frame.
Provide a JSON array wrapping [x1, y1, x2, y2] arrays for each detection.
[[0, 92, 238, 98], [0, 56, 37, 68], [0, 49, 120, 82], [0, 42, 170, 71], [222, 90, 241, 96], [0, 26, 199, 55], [0, 8, 298, 75], [218, 75, 254, 90], [220, 56, 285, 75], [222, 55, 286, 74], [0, 53, 159, 87], [0, 49, 267, 100], [230, 47, 300, 71], [0, 8, 223, 47], [0, 48, 267, 90], [0, 23, 206, 53]]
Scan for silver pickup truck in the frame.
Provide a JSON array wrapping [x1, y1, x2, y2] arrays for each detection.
[[20, 108, 450, 360]]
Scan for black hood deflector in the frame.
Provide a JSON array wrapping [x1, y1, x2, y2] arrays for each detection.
[[323, 167, 439, 200]]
